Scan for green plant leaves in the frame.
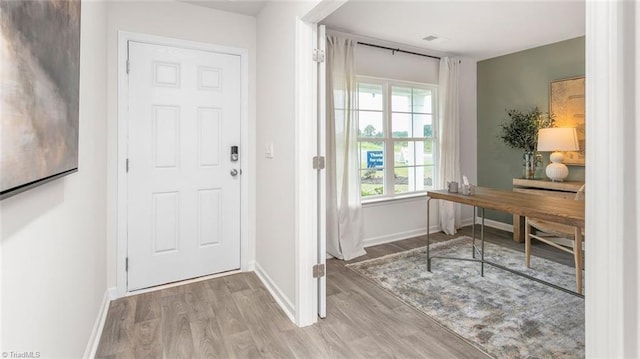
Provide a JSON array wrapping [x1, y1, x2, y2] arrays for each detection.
[[499, 107, 554, 152]]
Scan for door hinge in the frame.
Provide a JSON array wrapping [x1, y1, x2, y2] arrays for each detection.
[[313, 49, 325, 63], [313, 264, 325, 278], [126, 158, 129, 172], [312, 156, 325, 170], [125, 257, 129, 272], [126, 59, 130, 74]]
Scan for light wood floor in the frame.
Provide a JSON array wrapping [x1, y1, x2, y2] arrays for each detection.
[[96, 226, 573, 359]]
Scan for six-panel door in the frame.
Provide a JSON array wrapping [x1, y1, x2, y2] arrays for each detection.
[[127, 41, 241, 291]]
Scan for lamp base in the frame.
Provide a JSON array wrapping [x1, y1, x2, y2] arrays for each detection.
[[545, 151, 569, 182]]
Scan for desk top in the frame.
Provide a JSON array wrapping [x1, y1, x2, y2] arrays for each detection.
[[428, 187, 584, 227]]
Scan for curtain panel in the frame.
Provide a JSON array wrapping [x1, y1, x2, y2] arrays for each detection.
[[325, 36, 366, 260], [438, 57, 462, 235]]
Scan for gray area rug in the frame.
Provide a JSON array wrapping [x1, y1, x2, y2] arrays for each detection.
[[347, 237, 584, 359]]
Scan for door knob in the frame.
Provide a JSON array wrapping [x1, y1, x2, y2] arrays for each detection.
[[230, 169, 238, 176]]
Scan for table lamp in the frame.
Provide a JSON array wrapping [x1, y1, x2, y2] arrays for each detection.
[[537, 127, 579, 182]]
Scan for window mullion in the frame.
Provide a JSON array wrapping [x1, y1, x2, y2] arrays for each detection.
[[384, 83, 394, 197]]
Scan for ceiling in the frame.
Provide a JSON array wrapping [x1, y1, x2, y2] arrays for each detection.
[[321, 1, 585, 61], [180, 0, 585, 61], [181, 0, 266, 17]]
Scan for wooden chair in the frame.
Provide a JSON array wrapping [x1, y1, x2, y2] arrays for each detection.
[[525, 184, 585, 294]]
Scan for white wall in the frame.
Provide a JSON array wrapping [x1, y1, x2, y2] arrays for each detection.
[[355, 41, 439, 83], [0, 2, 108, 357], [255, 1, 320, 319], [105, 1, 257, 290], [330, 32, 478, 245]]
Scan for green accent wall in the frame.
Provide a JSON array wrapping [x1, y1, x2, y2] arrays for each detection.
[[477, 37, 585, 224]]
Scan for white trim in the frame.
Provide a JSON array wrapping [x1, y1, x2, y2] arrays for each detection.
[[460, 216, 475, 228], [356, 77, 439, 200], [357, 75, 439, 89], [246, 260, 256, 272], [293, 17, 318, 328], [585, 1, 637, 356], [237, 38, 251, 274], [356, 236, 472, 266], [294, 0, 352, 329], [301, 0, 347, 24], [364, 228, 429, 248], [254, 262, 295, 323], [475, 217, 513, 233], [362, 215, 475, 248], [362, 192, 428, 207], [316, 23, 328, 319], [116, 31, 250, 298], [107, 287, 118, 301], [83, 290, 110, 359], [0, 218, 3, 351]]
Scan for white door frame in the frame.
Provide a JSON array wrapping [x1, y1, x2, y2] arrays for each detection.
[[294, 0, 640, 352], [116, 31, 250, 297], [584, 1, 639, 356], [293, 18, 317, 326], [316, 23, 327, 319], [294, 1, 347, 327]]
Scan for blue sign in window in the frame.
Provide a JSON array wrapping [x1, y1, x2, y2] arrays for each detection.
[[367, 151, 383, 168]]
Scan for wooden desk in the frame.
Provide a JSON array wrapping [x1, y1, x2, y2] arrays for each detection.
[[426, 187, 585, 297], [429, 187, 584, 227], [511, 179, 585, 242]]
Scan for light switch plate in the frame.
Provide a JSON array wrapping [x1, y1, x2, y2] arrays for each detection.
[[265, 143, 274, 158]]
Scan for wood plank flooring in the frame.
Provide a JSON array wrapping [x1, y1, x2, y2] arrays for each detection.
[[96, 226, 574, 359]]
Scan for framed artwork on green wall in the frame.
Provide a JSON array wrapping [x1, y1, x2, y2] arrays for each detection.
[[550, 76, 585, 166]]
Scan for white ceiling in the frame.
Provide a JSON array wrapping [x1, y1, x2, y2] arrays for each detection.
[[180, 0, 266, 17], [321, 1, 585, 61]]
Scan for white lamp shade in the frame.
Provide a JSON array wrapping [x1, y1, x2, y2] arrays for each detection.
[[537, 127, 579, 152], [537, 127, 579, 181]]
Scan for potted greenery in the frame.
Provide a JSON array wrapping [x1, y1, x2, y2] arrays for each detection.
[[499, 107, 554, 179]]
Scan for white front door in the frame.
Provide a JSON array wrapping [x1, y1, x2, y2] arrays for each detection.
[[126, 41, 241, 291]]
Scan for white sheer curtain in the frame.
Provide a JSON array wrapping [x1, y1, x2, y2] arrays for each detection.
[[325, 36, 366, 260], [438, 57, 462, 235]]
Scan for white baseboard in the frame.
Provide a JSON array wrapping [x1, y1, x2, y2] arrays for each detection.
[[475, 217, 513, 233], [246, 260, 256, 271], [364, 227, 429, 248], [363, 216, 479, 248], [461, 216, 475, 227], [253, 262, 295, 324], [84, 290, 110, 359], [107, 287, 118, 301]]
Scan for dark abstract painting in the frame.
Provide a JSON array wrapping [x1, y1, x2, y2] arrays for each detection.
[[1, 0, 81, 199]]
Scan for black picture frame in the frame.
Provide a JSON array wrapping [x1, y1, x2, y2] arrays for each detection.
[[0, 0, 82, 200]]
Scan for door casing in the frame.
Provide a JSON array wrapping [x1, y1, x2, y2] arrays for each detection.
[[294, 1, 347, 327], [116, 31, 250, 298]]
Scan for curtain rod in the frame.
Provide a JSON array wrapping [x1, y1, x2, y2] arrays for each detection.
[[357, 41, 441, 60]]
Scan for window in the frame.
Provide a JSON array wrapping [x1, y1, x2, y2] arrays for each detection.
[[357, 78, 437, 200]]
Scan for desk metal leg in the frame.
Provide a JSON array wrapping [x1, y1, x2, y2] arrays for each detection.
[[481, 207, 485, 277], [425, 193, 583, 298], [472, 206, 476, 259], [427, 197, 431, 272]]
